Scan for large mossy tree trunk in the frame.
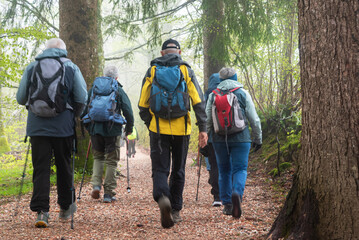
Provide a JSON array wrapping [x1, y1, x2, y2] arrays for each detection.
[[268, 1, 359, 239], [202, 0, 226, 91], [59, 0, 103, 170]]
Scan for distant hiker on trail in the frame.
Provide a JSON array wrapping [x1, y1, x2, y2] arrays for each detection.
[[200, 73, 222, 207], [16, 38, 87, 228], [206, 67, 262, 219], [82, 65, 134, 203], [127, 126, 139, 158], [138, 38, 208, 228]]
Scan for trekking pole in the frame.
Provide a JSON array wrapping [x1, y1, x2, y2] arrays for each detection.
[[71, 137, 76, 230], [14, 137, 30, 216], [196, 150, 203, 201], [77, 140, 91, 201], [125, 137, 131, 193]]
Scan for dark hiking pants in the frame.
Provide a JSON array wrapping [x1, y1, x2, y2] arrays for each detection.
[[150, 132, 190, 211], [30, 136, 74, 213], [207, 143, 220, 201]]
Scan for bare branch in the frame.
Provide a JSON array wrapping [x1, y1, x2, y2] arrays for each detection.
[[105, 25, 191, 61], [114, 0, 198, 25]]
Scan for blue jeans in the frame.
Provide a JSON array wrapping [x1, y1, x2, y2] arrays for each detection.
[[212, 142, 251, 205]]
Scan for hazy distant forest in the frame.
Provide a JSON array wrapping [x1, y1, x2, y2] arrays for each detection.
[[0, 0, 358, 239]]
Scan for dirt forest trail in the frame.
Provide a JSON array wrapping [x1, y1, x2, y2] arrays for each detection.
[[0, 145, 281, 240]]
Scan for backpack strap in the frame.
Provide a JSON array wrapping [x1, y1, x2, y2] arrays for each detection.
[[229, 87, 241, 92], [212, 88, 222, 96], [155, 116, 163, 154]]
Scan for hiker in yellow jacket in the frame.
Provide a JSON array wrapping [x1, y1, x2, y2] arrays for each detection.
[[138, 39, 207, 228], [127, 126, 139, 158]]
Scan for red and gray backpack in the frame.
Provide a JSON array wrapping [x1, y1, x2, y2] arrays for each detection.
[[211, 87, 246, 137]]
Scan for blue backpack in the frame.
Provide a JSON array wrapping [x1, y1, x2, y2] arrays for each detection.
[[82, 77, 126, 125], [149, 65, 190, 120]]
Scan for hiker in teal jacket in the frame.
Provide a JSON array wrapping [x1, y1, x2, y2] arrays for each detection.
[[16, 38, 87, 228], [83, 65, 134, 203], [206, 67, 262, 219]]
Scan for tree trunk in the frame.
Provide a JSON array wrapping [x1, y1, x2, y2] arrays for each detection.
[[202, 0, 226, 91], [269, 1, 359, 239], [59, 0, 101, 84], [59, 0, 103, 169]]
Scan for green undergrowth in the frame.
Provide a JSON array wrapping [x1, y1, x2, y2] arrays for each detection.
[[250, 108, 301, 200], [0, 152, 82, 199]]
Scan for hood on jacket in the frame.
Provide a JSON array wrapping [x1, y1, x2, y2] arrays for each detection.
[[217, 79, 243, 91], [208, 73, 221, 91], [205, 73, 221, 101], [35, 48, 68, 60], [150, 53, 190, 67]]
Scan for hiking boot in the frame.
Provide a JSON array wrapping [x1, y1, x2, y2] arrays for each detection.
[[223, 204, 233, 215], [91, 185, 101, 199], [59, 202, 77, 220], [212, 200, 222, 207], [35, 211, 49, 228], [232, 193, 242, 218], [103, 194, 116, 203], [158, 196, 174, 228], [172, 210, 182, 223]]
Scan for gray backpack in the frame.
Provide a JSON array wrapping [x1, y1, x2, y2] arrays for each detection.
[[211, 87, 246, 135], [26, 57, 72, 117]]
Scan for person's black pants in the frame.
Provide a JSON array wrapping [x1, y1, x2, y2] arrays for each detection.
[[207, 143, 220, 201], [30, 136, 75, 213], [150, 132, 189, 211]]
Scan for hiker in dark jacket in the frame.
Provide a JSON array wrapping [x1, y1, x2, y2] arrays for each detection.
[[206, 67, 262, 219], [83, 65, 134, 203], [16, 38, 88, 228], [138, 39, 208, 228], [200, 73, 222, 207]]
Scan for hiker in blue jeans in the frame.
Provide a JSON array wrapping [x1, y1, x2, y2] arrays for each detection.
[[206, 67, 262, 218]]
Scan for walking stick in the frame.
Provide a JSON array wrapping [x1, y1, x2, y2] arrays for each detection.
[[126, 137, 131, 193], [71, 137, 76, 229], [77, 140, 91, 201], [14, 137, 30, 216], [196, 150, 203, 201]]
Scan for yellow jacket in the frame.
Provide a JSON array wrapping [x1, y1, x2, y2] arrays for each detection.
[[138, 54, 206, 136], [127, 126, 138, 140]]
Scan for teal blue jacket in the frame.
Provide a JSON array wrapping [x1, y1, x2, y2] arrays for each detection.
[[16, 48, 88, 137], [206, 79, 262, 144]]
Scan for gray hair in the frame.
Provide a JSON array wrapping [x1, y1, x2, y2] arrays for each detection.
[[104, 65, 119, 79], [45, 38, 66, 50]]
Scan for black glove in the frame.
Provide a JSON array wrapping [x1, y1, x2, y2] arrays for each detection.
[[252, 142, 262, 152], [199, 144, 209, 157]]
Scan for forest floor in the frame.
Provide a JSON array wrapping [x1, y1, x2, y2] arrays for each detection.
[[0, 145, 290, 240]]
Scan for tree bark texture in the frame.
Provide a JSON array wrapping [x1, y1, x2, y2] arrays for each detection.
[[59, 0, 102, 169], [202, 0, 226, 91], [59, 0, 101, 87], [269, 1, 359, 239]]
